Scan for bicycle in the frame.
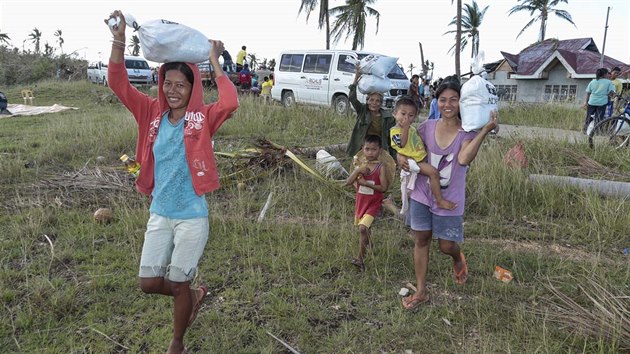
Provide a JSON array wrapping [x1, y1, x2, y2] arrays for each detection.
[[588, 96, 630, 150]]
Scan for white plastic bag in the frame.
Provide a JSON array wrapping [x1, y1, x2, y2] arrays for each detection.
[[358, 74, 391, 94], [345, 55, 398, 78], [124, 13, 211, 63], [460, 52, 498, 132], [315, 150, 348, 179]]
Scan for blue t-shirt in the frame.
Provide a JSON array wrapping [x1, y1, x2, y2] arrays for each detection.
[[150, 112, 208, 219], [428, 98, 440, 120], [586, 79, 615, 106]]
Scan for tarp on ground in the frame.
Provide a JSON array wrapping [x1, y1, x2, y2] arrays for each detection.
[[1, 104, 79, 117]]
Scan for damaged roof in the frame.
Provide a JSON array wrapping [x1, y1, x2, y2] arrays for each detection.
[[499, 38, 629, 77]]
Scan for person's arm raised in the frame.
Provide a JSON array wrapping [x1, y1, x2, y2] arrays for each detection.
[[105, 10, 125, 64]]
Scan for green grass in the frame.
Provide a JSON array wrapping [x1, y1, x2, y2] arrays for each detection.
[[1, 81, 629, 353], [499, 102, 585, 131]]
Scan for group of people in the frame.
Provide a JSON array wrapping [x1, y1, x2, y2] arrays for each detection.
[[583, 66, 629, 132], [344, 64, 498, 310], [106, 7, 500, 351]]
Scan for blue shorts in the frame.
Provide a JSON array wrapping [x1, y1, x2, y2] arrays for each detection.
[[408, 199, 464, 243], [139, 213, 209, 282]]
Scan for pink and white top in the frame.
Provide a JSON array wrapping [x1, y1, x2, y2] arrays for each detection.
[[410, 120, 477, 216]]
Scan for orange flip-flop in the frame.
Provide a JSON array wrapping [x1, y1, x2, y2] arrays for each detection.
[[453, 252, 468, 285], [402, 293, 430, 310], [187, 286, 208, 327]]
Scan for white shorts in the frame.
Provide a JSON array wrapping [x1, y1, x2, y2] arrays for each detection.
[[139, 213, 209, 282]]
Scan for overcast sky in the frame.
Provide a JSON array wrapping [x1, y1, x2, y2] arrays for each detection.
[[1, 0, 628, 78]]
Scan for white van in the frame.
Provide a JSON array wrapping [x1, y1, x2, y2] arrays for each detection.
[[270, 50, 409, 114], [123, 56, 152, 85]]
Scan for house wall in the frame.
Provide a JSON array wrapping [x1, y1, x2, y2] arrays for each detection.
[[488, 61, 591, 106]]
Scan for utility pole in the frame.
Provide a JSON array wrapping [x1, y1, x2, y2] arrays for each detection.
[[600, 6, 611, 68]]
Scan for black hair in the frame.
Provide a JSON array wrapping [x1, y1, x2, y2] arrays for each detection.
[[435, 75, 461, 99], [595, 68, 609, 80], [411, 74, 420, 81], [161, 62, 194, 86], [242, 45, 246, 50], [612, 66, 621, 73], [394, 95, 418, 113], [364, 134, 381, 147], [264, 76, 269, 81]]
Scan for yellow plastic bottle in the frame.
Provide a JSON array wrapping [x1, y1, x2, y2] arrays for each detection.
[[120, 154, 141, 178]]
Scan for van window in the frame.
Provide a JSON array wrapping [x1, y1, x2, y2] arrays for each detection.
[[303, 54, 332, 74], [337, 54, 356, 73], [279, 54, 304, 72], [125, 59, 149, 70]]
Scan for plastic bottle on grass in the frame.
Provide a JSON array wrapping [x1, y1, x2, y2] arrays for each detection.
[[120, 154, 140, 178]]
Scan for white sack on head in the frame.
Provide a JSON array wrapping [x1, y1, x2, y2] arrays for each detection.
[[459, 51, 497, 132], [358, 74, 391, 94], [124, 13, 211, 63], [346, 55, 398, 78]]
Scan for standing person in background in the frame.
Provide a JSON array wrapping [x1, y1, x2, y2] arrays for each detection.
[[423, 79, 431, 106], [608, 66, 630, 115], [106, 10, 239, 354], [583, 68, 615, 132], [238, 63, 252, 94], [408, 75, 422, 111], [236, 45, 247, 72], [261, 76, 273, 103], [400, 76, 498, 310]]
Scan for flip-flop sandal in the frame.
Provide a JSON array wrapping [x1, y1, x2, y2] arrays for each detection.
[[187, 286, 208, 327], [351, 258, 365, 271], [453, 252, 468, 285], [401, 293, 429, 310]]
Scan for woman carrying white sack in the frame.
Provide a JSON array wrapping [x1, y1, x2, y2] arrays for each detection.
[[106, 10, 238, 354]]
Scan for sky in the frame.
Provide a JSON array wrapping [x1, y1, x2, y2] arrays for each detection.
[[1, 0, 628, 79]]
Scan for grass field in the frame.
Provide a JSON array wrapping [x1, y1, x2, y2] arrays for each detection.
[[1, 80, 629, 353]]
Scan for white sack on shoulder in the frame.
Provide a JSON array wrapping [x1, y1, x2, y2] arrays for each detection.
[[358, 74, 391, 94], [124, 13, 211, 63], [459, 75, 498, 132]]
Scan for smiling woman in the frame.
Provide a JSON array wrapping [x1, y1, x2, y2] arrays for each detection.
[[104, 9, 239, 354]]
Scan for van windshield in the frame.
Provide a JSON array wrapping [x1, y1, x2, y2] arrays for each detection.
[[125, 60, 149, 70], [357, 54, 408, 80]]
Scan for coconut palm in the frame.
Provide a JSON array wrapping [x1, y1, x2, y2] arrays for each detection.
[[28, 28, 42, 54], [43, 42, 54, 57], [268, 58, 276, 71], [407, 63, 416, 76], [299, 0, 331, 49], [329, 0, 380, 50], [54, 29, 64, 53], [508, 0, 575, 42], [445, 1, 489, 59], [449, 0, 462, 78], [247, 53, 258, 70], [128, 35, 140, 56], [0, 30, 10, 46]]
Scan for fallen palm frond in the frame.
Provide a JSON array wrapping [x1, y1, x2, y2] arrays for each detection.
[[533, 275, 630, 350], [561, 149, 630, 182]]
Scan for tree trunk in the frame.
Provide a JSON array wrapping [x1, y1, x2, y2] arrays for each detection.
[[455, 0, 462, 78], [539, 9, 548, 41], [419, 42, 427, 76], [325, 13, 330, 49]]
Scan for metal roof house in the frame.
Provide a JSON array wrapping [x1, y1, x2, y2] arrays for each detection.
[[485, 38, 629, 105]]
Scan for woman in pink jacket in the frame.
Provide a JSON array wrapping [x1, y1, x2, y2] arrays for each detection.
[[106, 10, 239, 354]]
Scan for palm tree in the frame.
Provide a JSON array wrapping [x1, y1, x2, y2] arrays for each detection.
[[28, 28, 42, 54], [449, 0, 462, 78], [128, 35, 140, 56], [268, 58, 276, 71], [329, 0, 380, 50], [508, 0, 575, 42], [247, 53, 258, 70], [407, 63, 416, 76], [299, 0, 331, 49], [54, 29, 64, 53], [445, 1, 489, 59], [0, 30, 10, 46], [43, 42, 54, 57]]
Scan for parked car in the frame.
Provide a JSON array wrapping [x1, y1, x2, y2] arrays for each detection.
[[123, 56, 152, 85], [87, 61, 108, 85], [270, 50, 409, 114]]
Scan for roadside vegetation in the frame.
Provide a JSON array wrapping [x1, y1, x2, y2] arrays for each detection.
[[0, 81, 628, 353]]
